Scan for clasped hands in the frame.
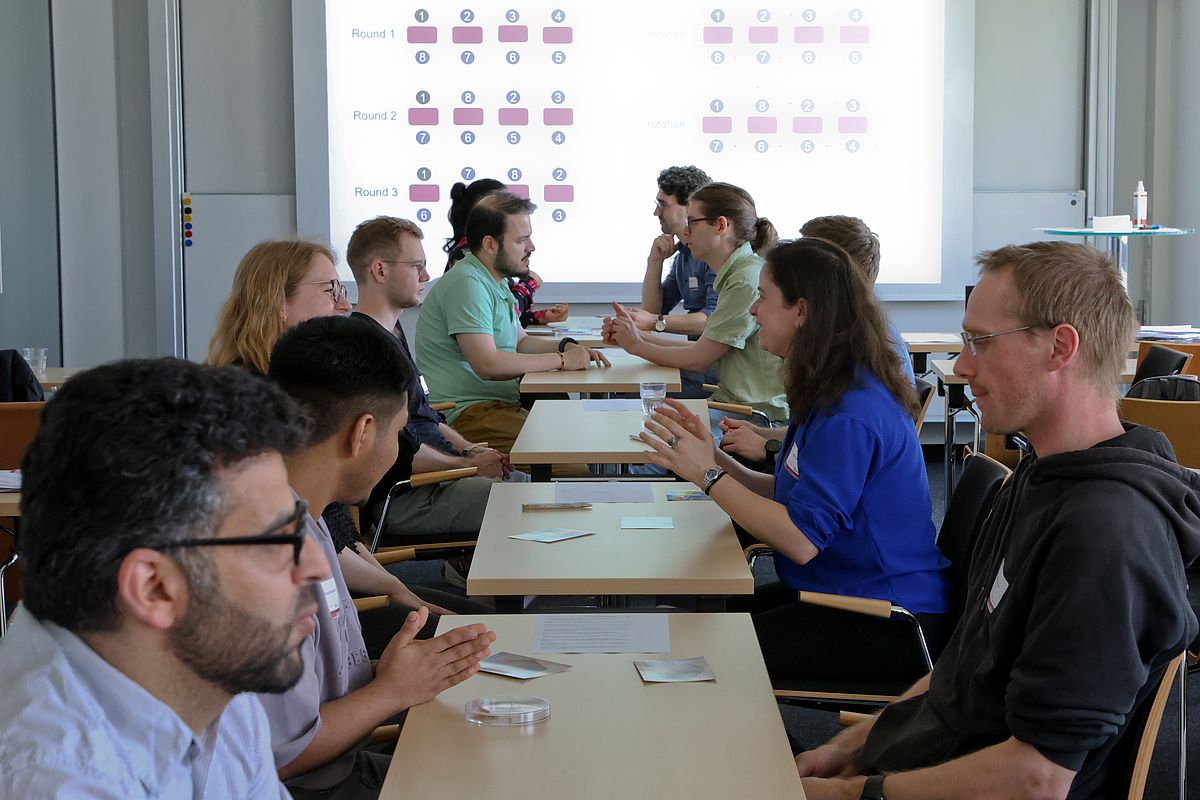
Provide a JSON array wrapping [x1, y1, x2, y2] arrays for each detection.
[[602, 301, 652, 350], [633, 398, 718, 485]]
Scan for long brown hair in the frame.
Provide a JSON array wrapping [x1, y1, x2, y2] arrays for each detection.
[[206, 240, 334, 374], [689, 182, 778, 254], [767, 238, 917, 422]]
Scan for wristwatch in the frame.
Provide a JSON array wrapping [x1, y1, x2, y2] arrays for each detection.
[[700, 466, 727, 495], [764, 437, 782, 466], [654, 314, 667, 332], [860, 774, 886, 800]]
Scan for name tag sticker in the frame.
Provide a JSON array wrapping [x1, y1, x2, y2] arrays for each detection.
[[784, 443, 800, 478], [320, 577, 341, 619], [687, 276, 700, 290], [986, 561, 1008, 613]]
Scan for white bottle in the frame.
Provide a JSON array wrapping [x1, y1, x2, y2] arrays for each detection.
[[1133, 181, 1149, 229]]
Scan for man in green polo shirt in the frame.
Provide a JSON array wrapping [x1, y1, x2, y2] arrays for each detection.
[[415, 192, 609, 453]]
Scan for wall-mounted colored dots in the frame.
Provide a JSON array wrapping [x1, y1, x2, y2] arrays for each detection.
[[182, 196, 192, 204], [498, 25, 527, 42], [184, 230, 192, 238], [183, 206, 192, 214], [183, 214, 192, 222], [498, 108, 529, 125], [794, 26, 823, 43], [407, 27, 436, 44], [409, 108, 438, 125], [184, 223, 192, 230], [453, 26, 482, 43], [185, 240, 193, 247]]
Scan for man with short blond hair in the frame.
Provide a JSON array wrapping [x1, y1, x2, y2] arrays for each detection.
[[798, 241, 1199, 800]]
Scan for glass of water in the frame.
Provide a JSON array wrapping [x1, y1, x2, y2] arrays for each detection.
[[640, 381, 667, 418], [20, 347, 47, 377]]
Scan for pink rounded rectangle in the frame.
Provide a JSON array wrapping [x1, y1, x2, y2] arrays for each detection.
[[543, 184, 574, 203], [703, 26, 733, 44], [408, 108, 439, 125], [747, 116, 778, 134], [702, 116, 732, 134], [794, 26, 824, 43], [453, 108, 485, 126], [452, 26, 483, 44], [498, 24, 528, 42], [406, 26, 437, 44], [498, 108, 529, 126], [840, 26, 870, 43], [409, 184, 440, 202], [748, 26, 778, 44], [543, 26, 572, 44], [792, 116, 822, 134], [543, 108, 574, 126], [838, 116, 868, 134], [507, 184, 530, 199]]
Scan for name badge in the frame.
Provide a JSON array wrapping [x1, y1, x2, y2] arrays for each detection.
[[985, 561, 1008, 613], [687, 276, 700, 290], [320, 577, 341, 620], [784, 442, 800, 477]]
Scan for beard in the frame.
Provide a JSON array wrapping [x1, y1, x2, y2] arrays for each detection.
[[170, 568, 311, 695], [494, 246, 530, 279]]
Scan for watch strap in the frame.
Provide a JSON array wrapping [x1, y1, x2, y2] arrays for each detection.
[[860, 774, 885, 800], [701, 468, 727, 495], [557, 337, 579, 353]]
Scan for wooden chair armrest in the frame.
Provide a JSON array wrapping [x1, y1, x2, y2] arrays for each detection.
[[368, 724, 401, 746], [839, 710, 875, 727], [743, 542, 772, 559], [429, 401, 456, 411], [773, 688, 900, 704], [352, 595, 390, 613], [374, 547, 416, 565], [708, 400, 755, 416], [410, 467, 478, 488], [702, 383, 720, 393], [408, 540, 477, 553], [797, 590, 894, 620]]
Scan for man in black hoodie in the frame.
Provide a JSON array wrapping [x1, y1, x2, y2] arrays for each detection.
[[797, 242, 1199, 800]]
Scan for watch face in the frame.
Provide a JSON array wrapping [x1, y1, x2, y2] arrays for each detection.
[[703, 467, 721, 482], [765, 438, 782, 454]]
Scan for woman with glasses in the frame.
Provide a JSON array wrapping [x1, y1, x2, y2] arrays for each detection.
[[604, 182, 788, 431], [636, 237, 950, 684], [206, 240, 351, 374], [443, 177, 569, 326]]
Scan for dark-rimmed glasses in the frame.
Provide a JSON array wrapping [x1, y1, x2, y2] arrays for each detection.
[[170, 499, 309, 566], [302, 279, 347, 302], [960, 326, 1033, 356], [684, 216, 718, 229]]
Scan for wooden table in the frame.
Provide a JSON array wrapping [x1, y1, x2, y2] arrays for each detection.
[[0, 492, 19, 518], [380, 613, 805, 800], [467, 482, 753, 611], [38, 368, 84, 391], [510, 398, 710, 481], [902, 332, 962, 375], [526, 316, 689, 349], [519, 350, 681, 395]]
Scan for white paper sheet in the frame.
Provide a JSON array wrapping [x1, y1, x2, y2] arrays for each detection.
[[0, 471, 20, 492], [509, 528, 594, 543], [581, 399, 643, 412], [620, 516, 674, 529], [555, 481, 654, 504], [531, 613, 670, 653]]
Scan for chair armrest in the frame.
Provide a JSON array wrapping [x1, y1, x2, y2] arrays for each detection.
[[743, 542, 774, 563], [429, 401, 456, 412], [797, 590, 894, 620], [702, 383, 720, 393], [708, 399, 755, 416], [368, 724, 401, 746], [773, 688, 900, 704], [410, 467, 478, 488], [409, 540, 477, 553], [839, 710, 875, 727], [374, 547, 416, 565], [352, 595, 390, 613]]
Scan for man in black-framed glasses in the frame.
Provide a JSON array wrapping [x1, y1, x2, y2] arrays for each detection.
[[0, 357, 326, 798]]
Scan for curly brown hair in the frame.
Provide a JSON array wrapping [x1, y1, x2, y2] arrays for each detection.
[[766, 238, 917, 422]]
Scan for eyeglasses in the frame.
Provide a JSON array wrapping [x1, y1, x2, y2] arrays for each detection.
[[381, 259, 428, 272], [169, 499, 309, 566], [303, 279, 348, 302], [684, 216, 718, 229], [959, 326, 1033, 356]]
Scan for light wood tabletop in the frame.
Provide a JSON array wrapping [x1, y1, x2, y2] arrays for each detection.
[[519, 350, 682, 394], [466, 482, 753, 601], [526, 316, 689, 349], [380, 613, 805, 800], [0, 492, 19, 518], [38, 367, 84, 390], [902, 332, 963, 354], [510, 398, 710, 472]]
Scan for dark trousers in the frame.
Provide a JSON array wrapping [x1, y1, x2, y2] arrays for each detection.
[[732, 581, 948, 685]]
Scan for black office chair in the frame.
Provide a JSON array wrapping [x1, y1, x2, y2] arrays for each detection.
[[1131, 344, 1191, 387], [914, 378, 935, 431], [764, 453, 1011, 709]]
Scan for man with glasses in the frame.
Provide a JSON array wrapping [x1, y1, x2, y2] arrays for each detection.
[[345, 216, 508, 563], [623, 165, 718, 398], [261, 315, 495, 800], [797, 242, 1199, 799], [0, 358, 325, 797]]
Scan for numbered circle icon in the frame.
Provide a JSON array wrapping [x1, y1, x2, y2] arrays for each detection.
[[552, 208, 566, 222], [551, 50, 566, 64], [415, 50, 431, 64], [710, 9, 725, 22], [849, 50, 863, 64], [756, 51, 770, 64], [416, 90, 430, 105], [800, 98, 815, 112], [551, 90, 566, 104], [417, 167, 431, 181], [508, 167, 523, 181], [461, 90, 475, 104], [461, 131, 475, 145], [460, 9, 474, 23], [754, 139, 769, 153], [461, 166, 476, 180], [710, 99, 725, 113], [552, 167, 567, 181], [506, 90, 521, 104], [846, 140, 860, 153], [847, 99, 860, 112], [506, 9, 520, 22], [461, 51, 476, 65], [416, 130, 431, 145], [849, 8, 863, 22], [711, 50, 725, 64], [551, 131, 566, 145], [417, 208, 432, 222], [755, 99, 769, 113], [756, 9, 771, 22], [551, 9, 566, 23], [507, 131, 522, 144], [415, 9, 429, 22], [802, 50, 816, 64], [709, 140, 724, 153], [506, 50, 520, 64], [802, 8, 816, 22], [801, 140, 815, 154]]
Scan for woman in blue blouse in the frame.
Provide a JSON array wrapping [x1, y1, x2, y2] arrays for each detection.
[[640, 237, 949, 682]]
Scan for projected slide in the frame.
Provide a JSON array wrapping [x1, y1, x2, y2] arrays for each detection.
[[326, 2, 945, 286]]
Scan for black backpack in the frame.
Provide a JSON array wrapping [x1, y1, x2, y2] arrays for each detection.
[[1126, 374, 1200, 401]]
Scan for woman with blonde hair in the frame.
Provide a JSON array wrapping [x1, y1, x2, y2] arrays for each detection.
[[206, 240, 351, 373]]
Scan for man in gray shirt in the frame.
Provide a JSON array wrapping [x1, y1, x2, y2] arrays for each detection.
[[0, 358, 326, 798]]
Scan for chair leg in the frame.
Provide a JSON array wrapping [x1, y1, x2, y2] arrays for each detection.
[[0, 551, 16, 638], [1179, 662, 1187, 800]]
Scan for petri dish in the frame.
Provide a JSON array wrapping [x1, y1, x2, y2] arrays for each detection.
[[464, 695, 551, 726]]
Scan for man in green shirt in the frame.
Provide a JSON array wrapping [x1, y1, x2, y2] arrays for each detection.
[[415, 192, 609, 453]]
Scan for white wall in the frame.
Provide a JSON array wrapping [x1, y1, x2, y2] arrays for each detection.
[[1165, 1, 1200, 325]]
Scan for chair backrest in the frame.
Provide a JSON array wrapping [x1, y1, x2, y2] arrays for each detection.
[[913, 378, 935, 432], [1132, 343, 1192, 385], [1119, 396, 1200, 468], [0, 402, 46, 470], [936, 453, 1011, 622], [1121, 652, 1185, 800]]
